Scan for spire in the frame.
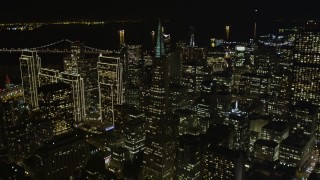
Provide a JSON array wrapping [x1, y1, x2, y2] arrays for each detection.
[[5, 74, 11, 90], [189, 26, 195, 47], [231, 100, 240, 113], [155, 19, 165, 58]]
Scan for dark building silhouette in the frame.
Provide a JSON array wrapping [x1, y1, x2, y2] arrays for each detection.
[[38, 82, 74, 135], [176, 134, 201, 179], [25, 130, 90, 180]]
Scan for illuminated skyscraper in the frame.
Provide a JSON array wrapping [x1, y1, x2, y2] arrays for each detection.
[[142, 20, 177, 179], [98, 55, 123, 126], [119, 30, 125, 46], [123, 45, 143, 110], [226, 25, 230, 41], [291, 21, 320, 104], [58, 72, 86, 124], [64, 42, 85, 74], [291, 21, 320, 140], [39, 68, 59, 86], [64, 42, 99, 119], [38, 68, 86, 123], [189, 26, 195, 47], [124, 116, 145, 160], [225, 102, 249, 152], [181, 47, 207, 101], [19, 50, 41, 108], [155, 20, 165, 58], [151, 30, 156, 45]]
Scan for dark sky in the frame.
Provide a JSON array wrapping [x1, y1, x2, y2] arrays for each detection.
[[0, 0, 319, 22]]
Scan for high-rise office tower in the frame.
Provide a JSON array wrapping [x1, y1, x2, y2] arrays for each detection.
[[151, 31, 156, 48], [19, 50, 41, 108], [38, 82, 73, 135], [164, 33, 171, 55], [189, 26, 195, 47], [124, 116, 145, 160], [58, 72, 86, 124], [64, 42, 99, 119], [64, 42, 85, 74], [123, 45, 143, 110], [290, 101, 317, 137], [238, 72, 271, 113], [279, 133, 314, 169], [142, 20, 177, 179], [119, 30, 125, 46], [225, 102, 249, 152], [291, 21, 320, 140], [175, 108, 199, 136], [38, 68, 86, 123], [268, 71, 290, 122], [181, 47, 207, 100], [226, 25, 230, 41], [38, 68, 59, 86], [291, 21, 320, 106], [98, 55, 123, 126], [176, 134, 201, 179], [203, 146, 245, 180]]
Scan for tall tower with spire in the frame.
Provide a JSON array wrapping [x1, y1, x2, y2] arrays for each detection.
[[142, 19, 177, 179], [189, 26, 195, 47], [155, 19, 165, 58], [5, 74, 11, 90]]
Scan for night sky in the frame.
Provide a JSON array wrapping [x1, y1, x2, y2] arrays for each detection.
[[0, 0, 319, 22]]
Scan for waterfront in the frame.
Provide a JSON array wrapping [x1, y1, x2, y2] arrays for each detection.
[[0, 19, 303, 88]]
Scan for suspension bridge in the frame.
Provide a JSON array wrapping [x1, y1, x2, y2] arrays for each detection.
[[0, 39, 115, 54]]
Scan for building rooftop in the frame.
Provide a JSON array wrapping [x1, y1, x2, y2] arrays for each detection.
[[211, 146, 244, 160], [174, 108, 196, 116], [281, 134, 311, 149], [179, 134, 201, 147], [229, 112, 248, 121], [263, 121, 289, 133], [241, 72, 272, 79], [292, 101, 318, 115], [38, 82, 71, 93], [255, 139, 278, 148], [206, 123, 235, 146], [126, 118, 145, 127], [37, 130, 85, 156]]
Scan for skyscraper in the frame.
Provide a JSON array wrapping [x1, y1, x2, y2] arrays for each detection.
[[59, 72, 86, 124], [291, 21, 320, 105], [142, 20, 177, 179], [19, 50, 41, 108], [176, 134, 201, 179], [123, 45, 143, 110], [119, 30, 125, 46], [38, 68, 59, 86], [64, 42, 99, 119], [291, 21, 320, 141], [38, 68, 86, 123], [98, 55, 123, 126], [181, 46, 207, 103]]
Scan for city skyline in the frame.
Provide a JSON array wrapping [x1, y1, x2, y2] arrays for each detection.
[[1, 1, 320, 179]]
